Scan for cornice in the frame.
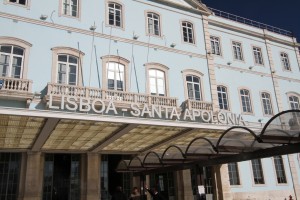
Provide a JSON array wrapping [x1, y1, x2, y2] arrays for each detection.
[[0, 11, 207, 59], [208, 18, 300, 48]]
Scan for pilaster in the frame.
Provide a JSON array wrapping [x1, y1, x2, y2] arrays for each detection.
[[287, 154, 300, 199], [264, 32, 284, 112], [201, 15, 219, 111], [86, 153, 100, 200], [176, 170, 194, 200], [23, 152, 44, 200], [292, 37, 300, 72], [214, 164, 233, 200], [17, 153, 27, 200]]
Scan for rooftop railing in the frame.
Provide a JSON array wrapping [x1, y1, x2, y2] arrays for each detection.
[[208, 7, 293, 37]]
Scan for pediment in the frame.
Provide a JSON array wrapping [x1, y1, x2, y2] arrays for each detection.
[[159, 0, 212, 15]]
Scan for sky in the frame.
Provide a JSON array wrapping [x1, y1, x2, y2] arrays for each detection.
[[201, 0, 300, 41]]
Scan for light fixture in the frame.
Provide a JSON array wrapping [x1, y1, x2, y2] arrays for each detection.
[[271, 70, 276, 74], [207, 51, 211, 55], [133, 34, 139, 40], [258, 119, 263, 123], [40, 14, 48, 20], [249, 66, 254, 70], [170, 43, 176, 48], [227, 61, 232, 65], [89, 25, 97, 31]]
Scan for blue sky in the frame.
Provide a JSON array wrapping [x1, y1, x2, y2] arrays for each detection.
[[201, 0, 300, 41]]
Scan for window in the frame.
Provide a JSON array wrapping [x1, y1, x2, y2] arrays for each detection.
[[0, 45, 24, 78], [107, 62, 124, 91], [261, 92, 273, 115], [51, 47, 84, 86], [147, 12, 160, 36], [217, 86, 229, 110], [273, 156, 287, 184], [289, 95, 299, 109], [186, 75, 201, 100], [210, 36, 221, 55], [251, 159, 265, 184], [57, 54, 78, 85], [253, 46, 263, 65], [281, 53, 291, 71], [182, 21, 194, 44], [232, 41, 243, 61], [240, 89, 252, 113], [228, 163, 240, 185], [149, 69, 165, 96], [108, 2, 122, 27], [61, 0, 79, 17], [8, 0, 27, 5], [101, 55, 129, 91]]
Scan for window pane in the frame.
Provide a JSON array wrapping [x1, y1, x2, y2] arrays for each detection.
[[228, 163, 240, 185], [12, 47, 24, 56], [0, 55, 9, 77], [0, 46, 12, 54], [58, 55, 68, 62]]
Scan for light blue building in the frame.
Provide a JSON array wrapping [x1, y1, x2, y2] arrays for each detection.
[[0, 0, 299, 199]]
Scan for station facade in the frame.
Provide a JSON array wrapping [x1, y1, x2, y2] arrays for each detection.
[[0, 0, 300, 200]]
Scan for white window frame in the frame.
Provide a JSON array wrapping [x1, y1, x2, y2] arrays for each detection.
[[0, 37, 32, 79], [239, 88, 253, 114], [182, 21, 195, 44], [186, 75, 202, 101], [217, 85, 229, 110], [210, 36, 221, 55], [289, 95, 300, 110], [0, 45, 24, 79], [228, 162, 240, 186], [251, 159, 265, 185], [273, 156, 287, 184], [59, 0, 81, 19], [261, 92, 273, 116], [232, 41, 243, 61], [253, 46, 264, 65], [106, 62, 125, 91], [4, 0, 30, 8], [146, 12, 161, 36], [51, 47, 84, 86], [145, 63, 169, 97], [57, 54, 79, 85], [280, 52, 291, 71], [107, 1, 123, 28]]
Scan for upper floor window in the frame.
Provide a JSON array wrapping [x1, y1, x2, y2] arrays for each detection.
[[0, 45, 24, 78], [232, 41, 243, 61], [147, 12, 160, 36], [107, 62, 124, 91], [101, 55, 129, 92], [289, 95, 299, 109], [108, 2, 122, 27], [228, 162, 240, 185], [253, 46, 263, 65], [261, 92, 273, 115], [149, 69, 165, 96], [8, 0, 27, 5], [273, 156, 287, 184], [240, 89, 252, 113], [186, 75, 201, 101], [182, 21, 194, 44], [210, 36, 221, 55], [51, 47, 84, 86], [251, 159, 265, 184], [217, 86, 229, 110], [57, 54, 78, 85], [281, 52, 291, 71], [61, 0, 79, 17]]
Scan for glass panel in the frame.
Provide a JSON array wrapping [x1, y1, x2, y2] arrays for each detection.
[[11, 56, 22, 78], [19, 0, 26, 5], [0, 46, 12, 54], [58, 55, 68, 62], [12, 47, 24, 56], [68, 56, 78, 64], [228, 163, 240, 185], [0, 54, 9, 77]]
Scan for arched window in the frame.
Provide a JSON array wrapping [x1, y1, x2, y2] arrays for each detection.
[[289, 95, 299, 109], [147, 12, 160, 36], [57, 54, 78, 85], [51, 47, 84, 86], [0, 37, 32, 79], [186, 75, 201, 100], [217, 86, 229, 110], [182, 21, 194, 44], [240, 89, 252, 113], [108, 2, 123, 27], [107, 62, 125, 91], [280, 52, 291, 71], [149, 69, 165, 96], [261, 92, 273, 115]]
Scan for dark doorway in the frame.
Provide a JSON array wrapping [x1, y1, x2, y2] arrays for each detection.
[[149, 172, 176, 200], [43, 154, 80, 200]]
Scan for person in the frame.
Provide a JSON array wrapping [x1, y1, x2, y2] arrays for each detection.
[[144, 185, 166, 200], [129, 187, 141, 200], [111, 186, 127, 200]]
